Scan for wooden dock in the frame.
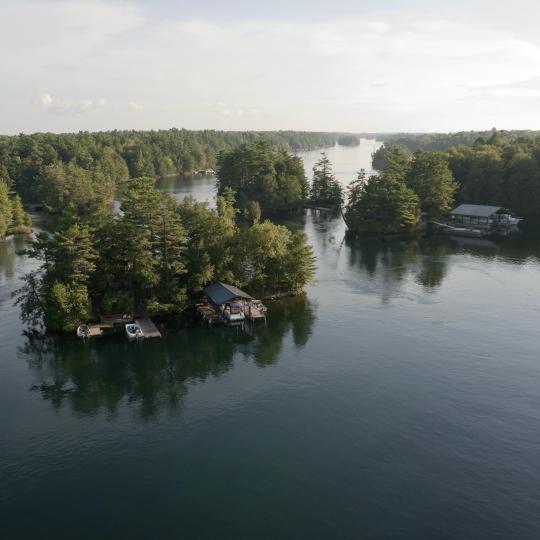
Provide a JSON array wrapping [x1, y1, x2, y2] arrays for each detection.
[[134, 317, 162, 338], [245, 304, 266, 322], [196, 304, 221, 325], [87, 323, 110, 337], [101, 314, 133, 325]]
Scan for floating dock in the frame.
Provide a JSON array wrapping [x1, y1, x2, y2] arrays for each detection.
[[134, 317, 162, 338]]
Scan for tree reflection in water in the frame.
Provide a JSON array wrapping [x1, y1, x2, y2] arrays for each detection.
[[19, 295, 316, 419], [345, 233, 540, 303]]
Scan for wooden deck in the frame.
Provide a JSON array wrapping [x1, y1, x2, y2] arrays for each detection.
[[101, 314, 133, 325], [245, 305, 266, 322], [134, 317, 162, 338], [87, 324, 106, 337], [196, 304, 221, 325]]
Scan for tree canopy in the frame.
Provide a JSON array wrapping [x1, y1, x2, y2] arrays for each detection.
[[0, 129, 336, 215], [406, 151, 458, 216], [344, 170, 420, 235], [310, 153, 343, 208], [15, 180, 316, 332], [0, 181, 32, 238], [217, 139, 309, 214]]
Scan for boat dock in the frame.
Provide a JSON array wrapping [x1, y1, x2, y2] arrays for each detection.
[[245, 303, 266, 322], [87, 323, 111, 336], [134, 317, 162, 338], [196, 304, 221, 325], [101, 314, 133, 325]]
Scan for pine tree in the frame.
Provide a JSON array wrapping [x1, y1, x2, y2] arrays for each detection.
[[8, 194, 32, 234], [0, 181, 12, 238], [310, 153, 343, 208]]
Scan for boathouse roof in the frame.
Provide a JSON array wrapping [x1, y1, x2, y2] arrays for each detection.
[[203, 282, 253, 305], [450, 204, 510, 217]]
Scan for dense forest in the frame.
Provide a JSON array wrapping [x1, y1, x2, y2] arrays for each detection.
[[15, 179, 316, 332], [217, 142, 344, 216], [217, 140, 309, 215], [367, 129, 540, 153], [370, 132, 540, 219], [0, 129, 337, 212], [0, 182, 31, 239], [345, 147, 457, 235]]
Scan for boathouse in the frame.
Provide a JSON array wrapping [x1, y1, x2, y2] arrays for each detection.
[[449, 204, 515, 230], [203, 282, 253, 306], [198, 282, 266, 325]]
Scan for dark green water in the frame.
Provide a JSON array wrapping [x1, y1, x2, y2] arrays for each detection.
[[2, 143, 540, 539]]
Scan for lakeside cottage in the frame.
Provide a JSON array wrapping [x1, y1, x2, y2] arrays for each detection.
[[198, 282, 266, 325]]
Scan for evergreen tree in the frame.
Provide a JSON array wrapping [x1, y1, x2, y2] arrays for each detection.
[[8, 194, 32, 234], [406, 151, 458, 216], [0, 181, 12, 238], [217, 140, 308, 214], [345, 173, 420, 235], [310, 153, 343, 207]]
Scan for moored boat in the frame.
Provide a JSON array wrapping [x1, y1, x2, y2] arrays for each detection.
[[223, 301, 245, 324], [77, 324, 90, 339], [125, 323, 144, 340]]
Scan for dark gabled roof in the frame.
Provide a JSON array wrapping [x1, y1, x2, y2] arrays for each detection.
[[203, 282, 253, 305], [450, 204, 508, 217]]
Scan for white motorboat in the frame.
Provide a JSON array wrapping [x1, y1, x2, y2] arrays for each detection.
[[223, 302, 245, 324], [125, 323, 144, 340], [77, 324, 90, 339]]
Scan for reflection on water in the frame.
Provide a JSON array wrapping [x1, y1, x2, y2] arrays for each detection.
[[3, 141, 540, 539], [155, 174, 217, 205], [20, 295, 316, 419]]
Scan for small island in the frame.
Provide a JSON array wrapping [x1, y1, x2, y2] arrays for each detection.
[[337, 135, 361, 147]]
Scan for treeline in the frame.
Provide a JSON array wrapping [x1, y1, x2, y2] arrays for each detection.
[[15, 179, 316, 332], [372, 133, 540, 219], [217, 142, 344, 215], [368, 129, 540, 153], [0, 129, 337, 212], [0, 182, 31, 238]]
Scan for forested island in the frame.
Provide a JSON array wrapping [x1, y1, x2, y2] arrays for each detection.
[[370, 130, 540, 222], [216, 142, 343, 215], [0, 130, 346, 333], [337, 135, 361, 147], [15, 178, 316, 332]]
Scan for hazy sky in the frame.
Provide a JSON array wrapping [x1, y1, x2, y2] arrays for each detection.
[[1, 0, 540, 134]]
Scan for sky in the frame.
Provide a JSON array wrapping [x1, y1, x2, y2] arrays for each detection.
[[1, 0, 540, 134]]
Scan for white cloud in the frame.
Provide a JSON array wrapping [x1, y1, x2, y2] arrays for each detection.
[[1, 1, 540, 132], [37, 94, 108, 115], [40, 93, 53, 109]]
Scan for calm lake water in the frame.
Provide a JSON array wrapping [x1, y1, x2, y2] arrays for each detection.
[[2, 141, 540, 539]]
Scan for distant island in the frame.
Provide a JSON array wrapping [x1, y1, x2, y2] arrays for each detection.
[[337, 135, 361, 147]]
